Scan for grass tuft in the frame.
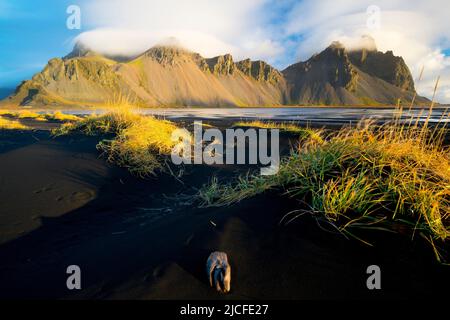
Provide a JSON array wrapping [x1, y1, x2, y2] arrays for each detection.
[[97, 116, 178, 177], [52, 110, 141, 136], [0, 110, 82, 122], [53, 109, 180, 177], [233, 120, 323, 143], [45, 111, 82, 122], [0, 117, 29, 130], [200, 115, 450, 262]]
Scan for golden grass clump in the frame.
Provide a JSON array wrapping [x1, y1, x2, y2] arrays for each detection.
[[14, 110, 44, 119], [53, 109, 180, 176], [97, 116, 178, 177], [0, 117, 29, 130], [3, 110, 48, 121], [199, 116, 450, 262], [46, 111, 82, 122], [52, 93, 180, 176], [0, 110, 82, 122], [53, 109, 141, 136], [234, 120, 323, 143]]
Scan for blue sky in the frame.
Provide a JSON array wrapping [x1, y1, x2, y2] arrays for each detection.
[[1, 0, 450, 102], [0, 0, 83, 89]]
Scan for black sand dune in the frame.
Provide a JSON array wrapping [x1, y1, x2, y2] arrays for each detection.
[[0, 122, 449, 300]]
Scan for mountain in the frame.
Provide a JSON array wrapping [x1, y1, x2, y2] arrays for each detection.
[[4, 38, 430, 107], [283, 39, 429, 106], [347, 36, 415, 92], [114, 46, 288, 107]]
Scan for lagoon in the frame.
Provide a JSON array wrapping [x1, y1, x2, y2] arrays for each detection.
[[60, 107, 449, 124]]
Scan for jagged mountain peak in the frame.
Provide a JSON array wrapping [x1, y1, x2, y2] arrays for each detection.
[[317, 36, 378, 58], [346, 38, 415, 92], [64, 42, 138, 62], [142, 45, 195, 66], [206, 54, 235, 75], [64, 42, 98, 59], [328, 41, 345, 50], [236, 59, 284, 85], [144, 45, 192, 57], [356, 35, 378, 52]]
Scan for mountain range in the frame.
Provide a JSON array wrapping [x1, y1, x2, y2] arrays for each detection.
[[3, 37, 430, 107]]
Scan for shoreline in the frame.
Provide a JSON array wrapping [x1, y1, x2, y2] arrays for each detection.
[[1, 103, 449, 111]]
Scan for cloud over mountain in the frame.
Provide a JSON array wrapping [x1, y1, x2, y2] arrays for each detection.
[[76, 0, 283, 63]]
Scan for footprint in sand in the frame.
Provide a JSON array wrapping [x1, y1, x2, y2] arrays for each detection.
[[150, 264, 169, 279], [33, 185, 53, 194], [184, 234, 195, 246], [70, 190, 95, 202]]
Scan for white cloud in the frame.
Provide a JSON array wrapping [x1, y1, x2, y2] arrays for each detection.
[[75, 28, 238, 58], [75, 0, 282, 62]]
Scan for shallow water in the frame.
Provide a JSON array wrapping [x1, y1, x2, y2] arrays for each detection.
[[62, 107, 449, 124]]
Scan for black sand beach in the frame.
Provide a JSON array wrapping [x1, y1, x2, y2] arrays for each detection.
[[0, 119, 449, 300]]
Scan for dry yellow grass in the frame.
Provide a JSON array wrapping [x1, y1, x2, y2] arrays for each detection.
[[234, 120, 324, 143], [0, 110, 82, 122], [0, 110, 47, 121], [0, 117, 29, 130], [97, 116, 178, 176], [54, 109, 180, 176], [53, 109, 142, 136], [46, 111, 82, 122], [200, 112, 450, 262], [14, 110, 44, 119]]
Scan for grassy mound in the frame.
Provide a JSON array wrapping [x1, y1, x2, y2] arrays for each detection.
[[46, 111, 82, 122], [0, 117, 29, 130], [0, 110, 82, 122], [53, 110, 180, 177], [200, 118, 450, 262], [233, 120, 323, 143]]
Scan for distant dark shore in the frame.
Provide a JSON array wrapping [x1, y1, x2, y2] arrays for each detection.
[[0, 119, 449, 299]]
